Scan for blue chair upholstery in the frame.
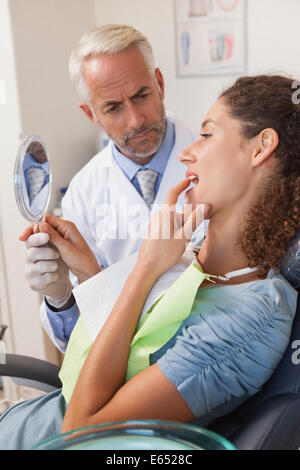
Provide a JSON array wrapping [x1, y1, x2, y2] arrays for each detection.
[[209, 290, 300, 450]]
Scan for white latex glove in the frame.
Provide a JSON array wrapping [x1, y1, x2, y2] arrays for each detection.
[[25, 232, 72, 308]]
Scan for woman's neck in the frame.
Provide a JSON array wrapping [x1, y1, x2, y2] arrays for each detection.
[[196, 210, 253, 278]]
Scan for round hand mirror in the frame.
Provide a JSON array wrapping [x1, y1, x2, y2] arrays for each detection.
[[14, 135, 52, 224]]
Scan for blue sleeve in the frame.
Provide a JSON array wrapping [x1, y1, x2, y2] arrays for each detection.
[[44, 298, 79, 343], [157, 279, 297, 425]]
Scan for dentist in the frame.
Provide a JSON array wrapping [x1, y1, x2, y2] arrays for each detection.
[[21, 24, 198, 352]]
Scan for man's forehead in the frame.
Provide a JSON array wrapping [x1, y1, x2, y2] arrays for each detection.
[[103, 86, 152, 105], [82, 51, 155, 102], [90, 74, 153, 105]]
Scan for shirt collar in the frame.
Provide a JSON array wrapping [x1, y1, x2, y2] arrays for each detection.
[[23, 153, 49, 172], [112, 117, 175, 181]]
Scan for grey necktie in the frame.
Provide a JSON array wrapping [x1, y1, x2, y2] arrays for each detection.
[[27, 166, 46, 204], [136, 168, 158, 207]]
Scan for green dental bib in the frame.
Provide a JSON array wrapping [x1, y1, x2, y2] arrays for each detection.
[[59, 262, 214, 403]]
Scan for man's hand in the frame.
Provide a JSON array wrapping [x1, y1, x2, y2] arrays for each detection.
[[20, 229, 73, 309]]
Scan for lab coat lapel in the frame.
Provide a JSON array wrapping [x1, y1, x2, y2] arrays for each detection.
[[95, 144, 150, 261]]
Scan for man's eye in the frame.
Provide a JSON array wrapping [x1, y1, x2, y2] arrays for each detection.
[[106, 106, 119, 114], [200, 133, 212, 139], [135, 93, 150, 101]]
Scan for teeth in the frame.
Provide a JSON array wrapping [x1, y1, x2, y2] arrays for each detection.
[[188, 175, 199, 185]]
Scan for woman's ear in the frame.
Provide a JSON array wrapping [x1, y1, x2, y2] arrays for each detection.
[[251, 128, 279, 167]]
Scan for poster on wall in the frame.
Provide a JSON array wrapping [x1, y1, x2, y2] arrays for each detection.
[[174, 0, 247, 77]]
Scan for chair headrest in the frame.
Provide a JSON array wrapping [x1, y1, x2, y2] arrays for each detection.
[[280, 228, 300, 289]]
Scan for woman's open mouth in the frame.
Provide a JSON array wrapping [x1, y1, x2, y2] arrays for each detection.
[[184, 175, 200, 199], [187, 174, 199, 186]]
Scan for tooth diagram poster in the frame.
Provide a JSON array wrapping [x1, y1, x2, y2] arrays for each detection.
[[174, 0, 247, 77]]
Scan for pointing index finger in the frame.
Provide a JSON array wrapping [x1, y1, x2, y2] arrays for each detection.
[[164, 178, 192, 206]]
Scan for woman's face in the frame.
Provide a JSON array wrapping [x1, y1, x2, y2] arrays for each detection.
[[179, 99, 253, 215]]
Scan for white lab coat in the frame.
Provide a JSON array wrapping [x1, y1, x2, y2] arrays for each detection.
[[40, 113, 198, 351]]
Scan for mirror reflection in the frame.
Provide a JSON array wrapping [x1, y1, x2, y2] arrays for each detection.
[[14, 136, 51, 223]]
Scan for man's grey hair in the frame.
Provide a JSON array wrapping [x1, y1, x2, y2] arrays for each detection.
[[69, 24, 156, 101]]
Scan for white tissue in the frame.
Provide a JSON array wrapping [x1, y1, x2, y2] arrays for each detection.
[[73, 248, 196, 342]]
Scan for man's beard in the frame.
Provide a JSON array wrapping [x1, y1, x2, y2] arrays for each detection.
[[109, 104, 167, 159]]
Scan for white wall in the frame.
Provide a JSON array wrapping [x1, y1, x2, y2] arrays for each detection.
[[94, 0, 300, 130], [0, 0, 23, 356], [0, 0, 98, 360], [247, 0, 300, 77], [9, 0, 99, 210]]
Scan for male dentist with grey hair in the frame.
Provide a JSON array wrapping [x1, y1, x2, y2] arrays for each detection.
[[22, 24, 198, 352]]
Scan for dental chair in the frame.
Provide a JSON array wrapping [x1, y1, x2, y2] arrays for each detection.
[[208, 290, 300, 450], [0, 351, 61, 393], [208, 228, 300, 450], [0, 230, 299, 450]]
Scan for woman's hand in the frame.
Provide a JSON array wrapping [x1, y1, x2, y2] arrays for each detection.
[[135, 178, 208, 278], [38, 214, 101, 283], [62, 178, 207, 433]]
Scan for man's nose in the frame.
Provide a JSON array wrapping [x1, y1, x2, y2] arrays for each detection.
[[125, 103, 146, 129]]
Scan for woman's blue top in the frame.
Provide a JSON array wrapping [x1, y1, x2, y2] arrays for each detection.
[[154, 268, 297, 426]]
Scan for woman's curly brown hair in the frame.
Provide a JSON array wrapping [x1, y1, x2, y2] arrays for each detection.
[[220, 75, 300, 278]]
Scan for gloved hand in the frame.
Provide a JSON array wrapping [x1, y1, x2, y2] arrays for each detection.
[[24, 231, 72, 308]]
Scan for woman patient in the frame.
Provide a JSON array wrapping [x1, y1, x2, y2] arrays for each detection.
[[0, 74, 299, 449]]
